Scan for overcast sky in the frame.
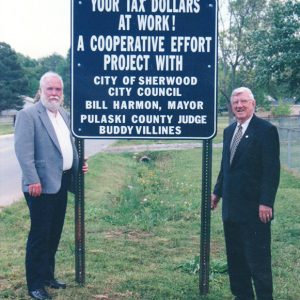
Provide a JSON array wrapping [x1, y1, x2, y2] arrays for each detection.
[[0, 0, 70, 59]]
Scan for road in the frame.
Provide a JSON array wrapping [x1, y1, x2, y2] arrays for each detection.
[[0, 135, 115, 208]]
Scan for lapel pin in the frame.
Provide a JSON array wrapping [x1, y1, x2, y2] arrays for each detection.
[[245, 135, 249, 138]]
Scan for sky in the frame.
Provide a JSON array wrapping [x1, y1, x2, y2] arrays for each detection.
[[0, 0, 227, 60], [0, 0, 70, 59]]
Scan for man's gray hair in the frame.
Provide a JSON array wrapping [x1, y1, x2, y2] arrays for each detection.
[[231, 87, 254, 102], [39, 71, 64, 89]]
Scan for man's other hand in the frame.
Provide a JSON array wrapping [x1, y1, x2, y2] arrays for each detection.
[[28, 183, 42, 197], [211, 193, 220, 210]]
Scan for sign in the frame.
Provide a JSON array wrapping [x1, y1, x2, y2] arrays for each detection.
[[71, 0, 217, 139]]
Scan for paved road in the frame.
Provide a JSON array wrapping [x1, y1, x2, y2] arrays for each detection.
[[0, 135, 220, 209], [0, 135, 115, 208], [0, 135, 22, 207]]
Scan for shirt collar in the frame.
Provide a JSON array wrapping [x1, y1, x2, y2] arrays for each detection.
[[46, 109, 60, 119], [237, 114, 253, 130]]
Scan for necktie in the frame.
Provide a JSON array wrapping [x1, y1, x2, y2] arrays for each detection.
[[230, 125, 243, 164]]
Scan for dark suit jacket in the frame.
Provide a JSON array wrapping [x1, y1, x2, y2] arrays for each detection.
[[214, 114, 280, 223], [14, 101, 79, 194]]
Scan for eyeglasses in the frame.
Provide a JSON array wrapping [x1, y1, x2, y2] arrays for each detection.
[[232, 99, 253, 105]]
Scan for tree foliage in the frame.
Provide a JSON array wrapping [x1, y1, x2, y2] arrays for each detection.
[[17, 54, 40, 96], [219, 0, 299, 110], [271, 101, 292, 117], [0, 43, 71, 112], [250, 0, 300, 99], [218, 0, 268, 108], [0, 42, 28, 111], [1, 1, 299, 113]]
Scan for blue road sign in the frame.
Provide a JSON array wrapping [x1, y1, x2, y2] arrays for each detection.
[[71, 0, 217, 139]]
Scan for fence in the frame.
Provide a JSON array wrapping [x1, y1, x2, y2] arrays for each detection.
[[265, 116, 300, 174]]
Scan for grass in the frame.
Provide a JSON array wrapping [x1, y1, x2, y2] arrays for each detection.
[[0, 145, 300, 299], [0, 123, 14, 135]]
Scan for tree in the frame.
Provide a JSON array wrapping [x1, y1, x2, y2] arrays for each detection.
[[17, 54, 40, 98], [18, 53, 70, 106], [38, 54, 66, 74], [0, 42, 71, 111], [0, 42, 28, 111], [218, 0, 268, 115], [250, 0, 300, 100], [271, 101, 292, 117], [60, 50, 71, 108]]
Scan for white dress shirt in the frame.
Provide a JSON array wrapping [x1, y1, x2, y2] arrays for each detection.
[[230, 115, 253, 148], [47, 110, 73, 171]]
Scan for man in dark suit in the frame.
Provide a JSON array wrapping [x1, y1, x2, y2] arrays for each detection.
[[15, 72, 88, 300], [211, 87, 280, 300]]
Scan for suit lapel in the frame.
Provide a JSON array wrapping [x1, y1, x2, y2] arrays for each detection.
[[37, 102, 62, 153]]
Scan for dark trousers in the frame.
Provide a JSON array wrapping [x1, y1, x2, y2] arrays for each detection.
[[223, 220, 273, 300], [24, 173, 70, 291]]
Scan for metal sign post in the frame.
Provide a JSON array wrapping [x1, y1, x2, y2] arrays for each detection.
[[75, 137, 85, 285], [200, 139, 213, 295]]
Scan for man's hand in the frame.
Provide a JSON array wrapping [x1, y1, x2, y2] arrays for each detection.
[[211, 193, 220, 210], [259, 204, 273, 223], [82, 157, 88, 174], [28, 183, 42, 197]]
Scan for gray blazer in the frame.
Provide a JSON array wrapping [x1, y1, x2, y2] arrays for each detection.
[[14, 101, 79, 194]]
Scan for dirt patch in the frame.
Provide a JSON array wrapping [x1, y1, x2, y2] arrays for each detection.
[[104, 229, 154, 241], [93, 290, 135, 300]]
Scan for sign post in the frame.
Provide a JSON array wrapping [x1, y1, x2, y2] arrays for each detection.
[[200, 139, 213, 294], [74, 138, 85, 285]]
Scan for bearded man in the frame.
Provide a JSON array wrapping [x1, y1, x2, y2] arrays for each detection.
[[15, 72, 88, 300]]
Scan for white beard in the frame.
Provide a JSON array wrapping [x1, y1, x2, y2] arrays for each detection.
[[40, 96, 62, 112]]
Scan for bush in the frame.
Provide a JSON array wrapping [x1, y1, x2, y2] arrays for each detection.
[[271, 101, 291, 116]]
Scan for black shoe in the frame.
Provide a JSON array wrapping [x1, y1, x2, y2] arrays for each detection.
[[29, 288, 52, 300], [45, 278, 67, 289]]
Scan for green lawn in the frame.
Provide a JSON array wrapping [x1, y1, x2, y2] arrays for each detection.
[[0, 147, 299, 299], [0, 123, 14, 135]]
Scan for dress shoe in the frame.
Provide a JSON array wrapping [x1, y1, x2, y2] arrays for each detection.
[[29, 288, 52, 300], [45, 278, 67, 289]]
